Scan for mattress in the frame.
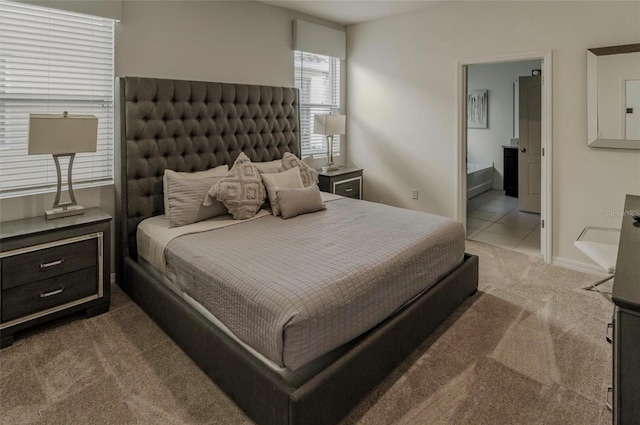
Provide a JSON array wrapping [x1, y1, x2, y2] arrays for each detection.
[[150, 197, 465, 371]]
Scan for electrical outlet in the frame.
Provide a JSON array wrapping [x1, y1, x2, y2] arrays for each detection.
[[411, 189, 418, 200]]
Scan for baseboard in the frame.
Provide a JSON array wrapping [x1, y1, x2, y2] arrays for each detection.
[[552, 256, 607, 275], [111, 273, 116, 285]]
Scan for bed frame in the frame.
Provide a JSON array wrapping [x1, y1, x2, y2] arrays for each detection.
[[115, 76, 478, 425]]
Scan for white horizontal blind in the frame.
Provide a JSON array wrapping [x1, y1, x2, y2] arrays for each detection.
[[294, 50, 341, 157], [0, 0, 115, 197]]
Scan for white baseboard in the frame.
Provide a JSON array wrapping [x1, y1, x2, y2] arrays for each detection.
[[552, 256, 607, 275]]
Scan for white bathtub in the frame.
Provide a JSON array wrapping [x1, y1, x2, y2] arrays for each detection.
[[467, 162, 493, 199]]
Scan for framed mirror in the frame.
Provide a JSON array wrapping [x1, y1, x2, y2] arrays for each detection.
[[587, 43, 640, 149]]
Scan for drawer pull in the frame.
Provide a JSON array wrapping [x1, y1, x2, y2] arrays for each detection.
[[40, 259, 65, 269], [606, 322, 613, 344], [606, 387, 613, 411], [40, 287, 65, 298], [344, 188, 353, 193]]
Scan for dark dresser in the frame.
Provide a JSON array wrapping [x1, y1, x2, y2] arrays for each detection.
[[0, 208, 111, 348], [611, 194, 640, 424]]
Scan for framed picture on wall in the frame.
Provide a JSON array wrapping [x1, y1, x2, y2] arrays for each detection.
[[468, 89, 488, 129]]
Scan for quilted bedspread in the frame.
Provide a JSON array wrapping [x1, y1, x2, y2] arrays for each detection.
[[164, 198, 465, 370]]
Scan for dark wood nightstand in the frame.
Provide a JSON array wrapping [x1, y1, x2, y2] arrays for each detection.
[[318, 167, 364, 200], [0, 208, 111, 348]]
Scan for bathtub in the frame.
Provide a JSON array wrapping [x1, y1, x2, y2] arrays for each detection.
[[467, 162, 493, 199]]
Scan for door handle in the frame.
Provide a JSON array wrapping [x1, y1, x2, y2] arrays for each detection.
[[520, 148, 527, 153]]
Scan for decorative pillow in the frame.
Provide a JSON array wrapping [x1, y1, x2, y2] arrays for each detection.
[[261, 167, 304, 216], [163, 165, 228, 215], [277, 185, 326, 219], [281, 152, 319, 187], [165, 171, 227, 227], [204, 153, 266, 220], [301, 155, 314, 168], [253, 159, 283, 174]]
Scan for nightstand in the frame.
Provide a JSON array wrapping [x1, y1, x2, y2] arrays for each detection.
[[318, 167, 364, 200], [0, 208, 111, 348]]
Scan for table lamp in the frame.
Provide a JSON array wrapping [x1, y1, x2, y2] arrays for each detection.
[[28, 111, 98, 219], [313, 114, 345, 172]]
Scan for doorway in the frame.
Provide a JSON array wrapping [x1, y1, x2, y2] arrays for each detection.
[[457, 51, 553, 263]]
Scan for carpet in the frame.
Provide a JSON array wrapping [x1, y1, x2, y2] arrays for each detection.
[[0, 241, 613, 425]]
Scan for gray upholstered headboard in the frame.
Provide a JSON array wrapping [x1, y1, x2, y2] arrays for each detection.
[[114, 76, 301, 266]]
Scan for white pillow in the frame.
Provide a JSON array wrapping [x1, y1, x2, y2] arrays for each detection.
[[261, 167, 304, 216], [163, 165, 228, 215]]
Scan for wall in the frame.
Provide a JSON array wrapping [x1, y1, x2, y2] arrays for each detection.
[[0, 1, 343, 271], [467, 60, 541, 190], [347, 1, 640, 266]]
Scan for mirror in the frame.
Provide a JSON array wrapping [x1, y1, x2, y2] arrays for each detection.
[[587, 43, 640, 149]]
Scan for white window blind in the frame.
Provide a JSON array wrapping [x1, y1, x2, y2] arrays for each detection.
[[0, 0, 115, 198], [294, 51, 341, 157]]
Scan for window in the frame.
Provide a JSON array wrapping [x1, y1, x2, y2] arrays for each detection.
[[294, 51, 341, 157], [0, 0, 115, 197]]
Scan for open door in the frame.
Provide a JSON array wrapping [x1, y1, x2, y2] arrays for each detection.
[[518, 75, 541, 213]]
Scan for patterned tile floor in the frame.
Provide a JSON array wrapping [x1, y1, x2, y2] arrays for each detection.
[[466, 190, 541, 257]]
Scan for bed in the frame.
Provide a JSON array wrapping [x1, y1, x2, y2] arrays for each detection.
[[115, 76, 478, 425]]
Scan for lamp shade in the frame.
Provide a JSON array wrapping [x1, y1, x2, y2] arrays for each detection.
[[313, 114, 346, 136], [28, 113, 98, 155]]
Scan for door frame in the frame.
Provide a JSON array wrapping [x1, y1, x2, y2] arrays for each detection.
[[456, 50, 553, 263]]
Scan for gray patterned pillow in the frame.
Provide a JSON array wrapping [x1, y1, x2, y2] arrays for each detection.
[[281, 152, 319, 187], [204, 153, 266, 220]]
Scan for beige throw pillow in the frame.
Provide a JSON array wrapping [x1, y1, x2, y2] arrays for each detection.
[[204, 153, 266, 220], [277, 185, 326, 219], [165, 171, 227, 227], [281, 152, 319, 187], [261, 167, 304, 216], [163, 165, 228, 215]]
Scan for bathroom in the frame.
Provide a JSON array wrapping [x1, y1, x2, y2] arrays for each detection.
[[466, 60, 542, 256]]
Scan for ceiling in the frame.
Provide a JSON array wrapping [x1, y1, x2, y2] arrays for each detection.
[[258, 1, 442, 26]]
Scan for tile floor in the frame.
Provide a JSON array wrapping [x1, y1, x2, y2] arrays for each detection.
[[466, 189, 541, 257]]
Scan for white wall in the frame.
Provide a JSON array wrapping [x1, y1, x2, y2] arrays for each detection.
[[467, 60, 541, 190], [0, 1, 342, 271], [347, 1, 640, 265]]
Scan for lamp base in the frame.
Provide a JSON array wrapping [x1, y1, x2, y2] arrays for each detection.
[[45, 205, 85, 220], [322, 165, 340, 172]]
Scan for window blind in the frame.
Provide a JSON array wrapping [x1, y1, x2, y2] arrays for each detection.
[[294, 50, 341, 157], [0, 0, 115, 197]]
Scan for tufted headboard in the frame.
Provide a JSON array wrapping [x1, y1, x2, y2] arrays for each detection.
[[114, 76, 301, 270]]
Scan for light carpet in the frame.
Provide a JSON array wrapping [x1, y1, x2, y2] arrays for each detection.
[[0, 241, 613, 425]]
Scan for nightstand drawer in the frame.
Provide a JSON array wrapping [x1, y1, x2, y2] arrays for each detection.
[[1, 238, 97, 290], [334, 178, 361, 199], [2, 267, 98, 322]]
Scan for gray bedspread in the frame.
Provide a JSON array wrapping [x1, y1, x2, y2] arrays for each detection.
[[164, 198, 465, 370]]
